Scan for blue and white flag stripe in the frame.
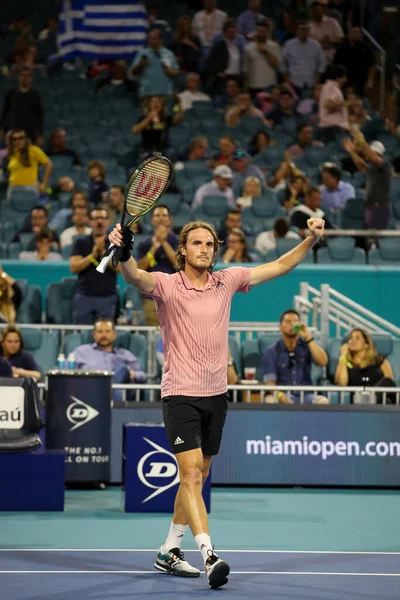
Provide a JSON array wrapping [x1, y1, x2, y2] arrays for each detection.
[[59, 0, 148, 60]]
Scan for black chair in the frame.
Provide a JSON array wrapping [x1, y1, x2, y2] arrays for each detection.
[[0, 377, 43, 452]]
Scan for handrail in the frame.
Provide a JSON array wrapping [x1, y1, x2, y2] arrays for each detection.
[[361, 27, 385, 114], [323, 230, 400, 237]]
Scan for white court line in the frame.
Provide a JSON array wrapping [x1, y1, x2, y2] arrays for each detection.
[[0, 570, 399, 577], [1, 549, 400, 555]]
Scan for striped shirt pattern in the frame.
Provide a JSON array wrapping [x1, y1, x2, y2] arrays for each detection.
[[59, 0, 148, 60], [151, 267, 251, 397]]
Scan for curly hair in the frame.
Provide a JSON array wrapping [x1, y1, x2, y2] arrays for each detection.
[[7, 129, 31, 167], [176, 221, 222, 273]]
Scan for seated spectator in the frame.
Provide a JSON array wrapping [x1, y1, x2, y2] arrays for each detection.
[[178, 72, 211, 112], [225, 92, 266, 128], [51, 175, 75, 199], [6, 128, 52, 198], [132, 96, 183, 159], [50, 190, 88, 231], [217, 209, 243, 243], [268, 156, 303, 192], [19, 228, 62, 261], [290, 187, 334, 237], [309, 0, 343, 63], [248, 130, 275, 157], [281, 172, 308, 212], [94, 60, 136, 96], [231, 148, 266, 195], [348, 97, 371, 131], [254, 217, 300, 255], [106, 185, 125, 226], [88, 160, 108, 206], [318, 64, 349, 143], [170, 16, 201, 73], [255, 85, 280, 116], [265, 90, 296, 126], [177, 136, 208, 164], [287, 123, 324, 159], [131, 29, 179, 101], [244, 20, 281, 97], [59, 206, 91, 248], [263, 309, 328, 404], [192, 0, 227, 49], [218, 78, 241, 111], [45, 128, 82, 166], [335, 328, 395, 403], [205, 19, 245, 95], [12, 205, 60, 247], [192, 165, 235, 211], [220, 228, 254, 263], [0, 324, 41, 381], [74, 318, 146, 401], [237, 0, 268, 39], [0, 266, 22, 323], [320, 162, 355, 211], [208, 135, 235, 167], [236, 176, 261, 209], [0, 356, 12, 377]]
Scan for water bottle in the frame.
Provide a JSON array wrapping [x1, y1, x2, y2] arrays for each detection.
[[67, 352, 76, 370], [57, 353, 66, 369], [125, 300, 134, 324]]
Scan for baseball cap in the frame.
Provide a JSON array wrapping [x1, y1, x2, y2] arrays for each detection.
[[370, 141, 385, 156], [213, 164, 233, 179], [232, 148, 250, 161]]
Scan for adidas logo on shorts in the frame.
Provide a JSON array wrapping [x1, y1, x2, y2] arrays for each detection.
[[174, 436, 184, 445]]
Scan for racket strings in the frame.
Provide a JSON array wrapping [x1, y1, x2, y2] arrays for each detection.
[[127, 159, 171, 215]]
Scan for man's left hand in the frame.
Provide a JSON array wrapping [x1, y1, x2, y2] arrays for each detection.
[[307, 218, 325, 243]]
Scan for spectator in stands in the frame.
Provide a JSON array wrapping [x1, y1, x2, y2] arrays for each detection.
[[290, 187, 334, 237], [320, 162, 355, 210], [219, 78, 241, 111], [94, 60, 136, 96], [335, 328, 395, 403], [268, 157, 305, 193], [263, 309, 328, 404], [248, 130, 275, 157], [70, 207, 119, 324], [59, 206, 91, 248], [11, 43, 46, 78], [256, 85, 280, 116], [343, 136, 391, 230], [12, 205, 60, 247], [217, 209, 242, 243], [87, 160, 108, 206], [131, 29, 179, 101], [333, 26, 375, 96], [280, 172, 308, 212], [208, 135, 235, 167], [0, 325, 41, 381], [236, 176, 261, 209], [225, 92, 266, 129], [0, 356, 12, 378], [178, 72, 211, 112], [254, 217, 300, 255], [132, 96, 183, 159], [106, 185, 125, 226], [46, 128, 82, 166], [309, 0, 343, 63], [287, 123, 324, 158], [280, 21, 326, 96], [192, 165, 235, 211], [231, 148, 266, 195], [275, 9, 297, 45], [243, 20, 281, 98], [318, 64, 349, 143], [265, 90, 296, 126], [0, 266, 22, 324], [74, 318, 146, 402], [220, 228, 253, 263], [176, 137, 209, 164], [192, 0, 227, 49], [51, 176, 75, 199], [147, 6, 172, 45], [5, 128, 52, 198], [137, 205, 179, 326], [19, 228, 62, 261], [237, 0, 268, 39], [296, 82, 321, 126], [0, 67, 44, 145], [348, 97, 371, 131], [170, 16, 201, 73], [205, 19, 245, 95], [50, 190, 88, 232]]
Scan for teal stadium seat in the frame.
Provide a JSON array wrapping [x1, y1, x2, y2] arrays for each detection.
[[161, 193, 181, 214], [275, 238, 315, 264], [369, 238, 400, 264], [46, 276, 77, 324], [8, 188, 38, 214], [340, 197, 365, 229], [20, 328, 60, 377], [228, 335, 241, 375], [317, 237, 367, 264], [16, 279, 42, 324]]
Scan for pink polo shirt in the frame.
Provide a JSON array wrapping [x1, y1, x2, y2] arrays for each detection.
[[150, 267, 251, 398]]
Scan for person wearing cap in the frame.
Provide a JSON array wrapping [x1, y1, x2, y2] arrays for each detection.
[[343, 135, 392, 230], [231, 148, 266, 196], [320, 162, 355, 211], [309, 0, 343, 64], [191, 164, 235, 211]]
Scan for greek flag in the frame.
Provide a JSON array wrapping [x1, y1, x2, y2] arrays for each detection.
[[59, 0, 148, 60]]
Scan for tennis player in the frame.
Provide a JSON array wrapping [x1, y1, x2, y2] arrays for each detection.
[[109, 216, 325, 588]]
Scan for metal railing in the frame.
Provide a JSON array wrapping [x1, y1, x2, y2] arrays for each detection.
[[322, 230, 400, 238], [361, 27, 386, 114]]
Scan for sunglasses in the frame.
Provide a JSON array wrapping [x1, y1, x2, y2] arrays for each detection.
[[288, 351, 296, 369], [12, 136, 25, 141]]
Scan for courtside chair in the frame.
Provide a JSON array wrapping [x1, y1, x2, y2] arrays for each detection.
[[46, 276, 77, 324], [316, 237, 367, 264]]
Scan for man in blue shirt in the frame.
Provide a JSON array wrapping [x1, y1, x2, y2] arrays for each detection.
[[320, 163, 355, 211], [237, 0, 267, 39], [262, 309, 328, 403], [231, 148, 266, 196], [74, 318, 146, 401]]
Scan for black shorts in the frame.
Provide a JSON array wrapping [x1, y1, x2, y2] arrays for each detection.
[[162, 393, 229, 456]]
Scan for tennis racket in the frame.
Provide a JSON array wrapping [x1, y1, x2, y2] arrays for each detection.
[[96, 155, 172, 273]]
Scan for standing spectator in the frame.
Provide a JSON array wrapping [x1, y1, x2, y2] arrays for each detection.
[[243, 20, 281, 97], [0, 67, 44, 145], [0, 265, 22, 324], [225, 92, 266, 128], [6, 129, 52, 197], [320, 162, 354, 210], [137, 205, 179, 326], [19, 228, 62, 261], [132, 96, 183, 159], [170, 16, 202, 73], [333, 26, 375, 96], [46, 128, 82, 166], [237, 0, 268, 39], [12, 205, 60, 247], [178, 73, 211, 111], [131, 29, 179, 101], [0, 325, 41, 381], [236, 176, 261, 209], [147, 6, 173, 45], [290, 187, 334, 236], [287, 123, 324, 158], [59, 206, 91, 248], [205, 19, 245, 94], [69, 208, 119, 324], [192, 0, 227, 49], [254, 218, 300, 256], [280, 21, 326, 95], [318, 64, 349, 143], [217, 209, 243, 243], [87, 160, 108, 206], [220, 228, 254, 263], [192, 165, 235, 211], [231, 148, 266, 195], [309, 0, 343, 63]]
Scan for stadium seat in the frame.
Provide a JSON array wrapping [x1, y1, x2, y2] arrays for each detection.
[[160, 193, 181, 214], [8, 189, 38, 213], [228, 335, 241, 375], [202, 195, 229, 216], [64, 332, 83, 357], [241, 339, 263, 381], [304, 146, 333, 166], [275, 238, 300, 257], [369, 238, 400, 264], [172, 204, 192, 231], [129, 333, 148, 371], [252, 192, 280, 218], [317, 238, 367, 264], [340, 197, 365, 229], [16, 279, 42, 324], [46, 276, 77, 324], [20, 328, 60, 377]]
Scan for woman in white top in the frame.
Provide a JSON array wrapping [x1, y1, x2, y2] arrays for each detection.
[[236, 176, 261, 209]]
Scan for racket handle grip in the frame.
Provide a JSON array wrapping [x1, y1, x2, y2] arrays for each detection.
[[96, 244, 116, 274]]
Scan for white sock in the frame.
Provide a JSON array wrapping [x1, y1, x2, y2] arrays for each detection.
[[161, 522, 187, 554], [194, 533, 212, 563]]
